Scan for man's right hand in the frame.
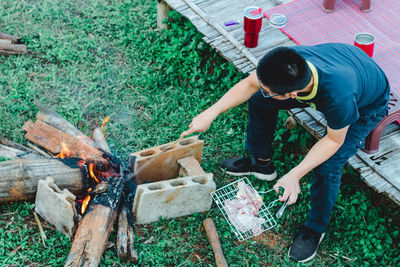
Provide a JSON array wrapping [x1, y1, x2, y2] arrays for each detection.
[[180, 109, 218, 137], [180, 73, 260, 138]]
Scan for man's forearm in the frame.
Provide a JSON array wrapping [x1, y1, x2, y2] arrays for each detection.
[[208, 74, 259, 116], [290, 135, 343, 180]]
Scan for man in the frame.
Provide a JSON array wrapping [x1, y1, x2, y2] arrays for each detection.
[[181, 43, 390, 262]]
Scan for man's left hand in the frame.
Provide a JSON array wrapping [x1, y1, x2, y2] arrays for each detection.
[[273, 172, 301, 205]]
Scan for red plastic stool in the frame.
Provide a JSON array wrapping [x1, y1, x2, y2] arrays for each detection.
[[323, 0, 372, 13], [362, 92, 400, 154]]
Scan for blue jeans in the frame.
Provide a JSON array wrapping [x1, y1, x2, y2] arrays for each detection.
[[245, 91, 387, 233]]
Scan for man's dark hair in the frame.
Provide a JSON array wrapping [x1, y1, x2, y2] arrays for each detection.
[[256, 47, 311, 94]]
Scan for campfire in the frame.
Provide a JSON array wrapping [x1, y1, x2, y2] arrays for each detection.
[[0, 103, 138, 265], [0, 102, 213, 266]]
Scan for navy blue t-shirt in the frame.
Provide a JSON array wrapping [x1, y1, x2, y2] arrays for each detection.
[[292, 43, 390, 130]]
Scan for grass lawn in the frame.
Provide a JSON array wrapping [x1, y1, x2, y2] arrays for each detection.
[[0, 0, 399, 266]]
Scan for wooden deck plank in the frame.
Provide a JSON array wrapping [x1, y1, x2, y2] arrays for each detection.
[[164, 0, 400, 204]]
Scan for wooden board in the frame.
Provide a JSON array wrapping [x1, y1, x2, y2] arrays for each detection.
[[164, 0, 400, 205]]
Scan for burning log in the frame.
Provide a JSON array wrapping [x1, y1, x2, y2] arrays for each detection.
[[65, 176, 125, 267], [35, 103, 96, 148], [0, 158, 84, 203], [92, 129, 138, 263], [23, 120, 105, 163]]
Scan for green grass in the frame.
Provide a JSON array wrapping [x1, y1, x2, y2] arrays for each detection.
[[0, 0, 399, 266]]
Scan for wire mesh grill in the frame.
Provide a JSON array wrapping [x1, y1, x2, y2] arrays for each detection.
[[212, 177, 279, 242]]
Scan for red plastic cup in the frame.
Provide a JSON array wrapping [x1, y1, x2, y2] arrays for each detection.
[[244, 6, 263, 48], [354, 32, 375, 57]]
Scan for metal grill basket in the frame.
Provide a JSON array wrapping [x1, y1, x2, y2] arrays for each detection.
[[212, 177, 284, 242]]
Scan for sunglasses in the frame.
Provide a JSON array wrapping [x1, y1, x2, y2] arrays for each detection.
[[258, 79, 280, 98]]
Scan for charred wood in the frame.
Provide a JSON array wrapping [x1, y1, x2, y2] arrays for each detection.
[[127, 224, 138, 263], [117, 208, 129, 261], [116, 206, 138, 263], [65, 177, 124, 267]]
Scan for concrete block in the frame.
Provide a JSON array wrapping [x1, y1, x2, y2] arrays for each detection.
[[35, 176, 76, 237], [177, 156, 206, 176], [133, 174, 216, 224], [130, 136, 204, 183]]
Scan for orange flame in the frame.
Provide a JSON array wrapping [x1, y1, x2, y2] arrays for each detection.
[[89, 163, 99, 183], [81, 195, 91, 214], [55, 142, 71, 159], [101, 116, 109, 134]]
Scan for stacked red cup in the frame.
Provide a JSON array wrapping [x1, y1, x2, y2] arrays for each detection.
[[244, 6, 263, 48]]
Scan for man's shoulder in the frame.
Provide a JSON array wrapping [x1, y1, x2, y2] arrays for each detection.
[[292, 43, 364, 61]]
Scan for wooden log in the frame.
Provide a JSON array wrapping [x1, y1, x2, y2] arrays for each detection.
[[23, 120, 105, 163], [92, 128, 110, 153], [117, 208, 129, 261], [0, 144, 45, 159], [27, 142, 53, 158], [0, 43, 27, 56], [0, 158, 84, 203], [203, 218, 228, 267], [65, 177, 124, 267], [35, 103, 96, 148], [0, 136, 40, 154], [127, 224, 138, 263], [0, 32, 20, 44], [157, 0, 171, 29], [116, 207, 138, 263], [0, 39, 12, 45]]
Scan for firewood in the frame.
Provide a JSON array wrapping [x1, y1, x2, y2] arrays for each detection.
[[117, 208, 129, 261], [26, 142, 53, 158], [203, 218, 228, 267], [0, 32, 20, 44], [0, 158, 84, 203], [23, 120, 105, 163], [0, 136, 40, 154], [0, 144, 45, 159], [127, 225, 138, 263], [116, 206, 138, 263], [35, 102, 96, 148], [0, 39, 12, 45], [65, 177, 124, 267], [0, 43, 27, 56], [92, 127, 110, 153]]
